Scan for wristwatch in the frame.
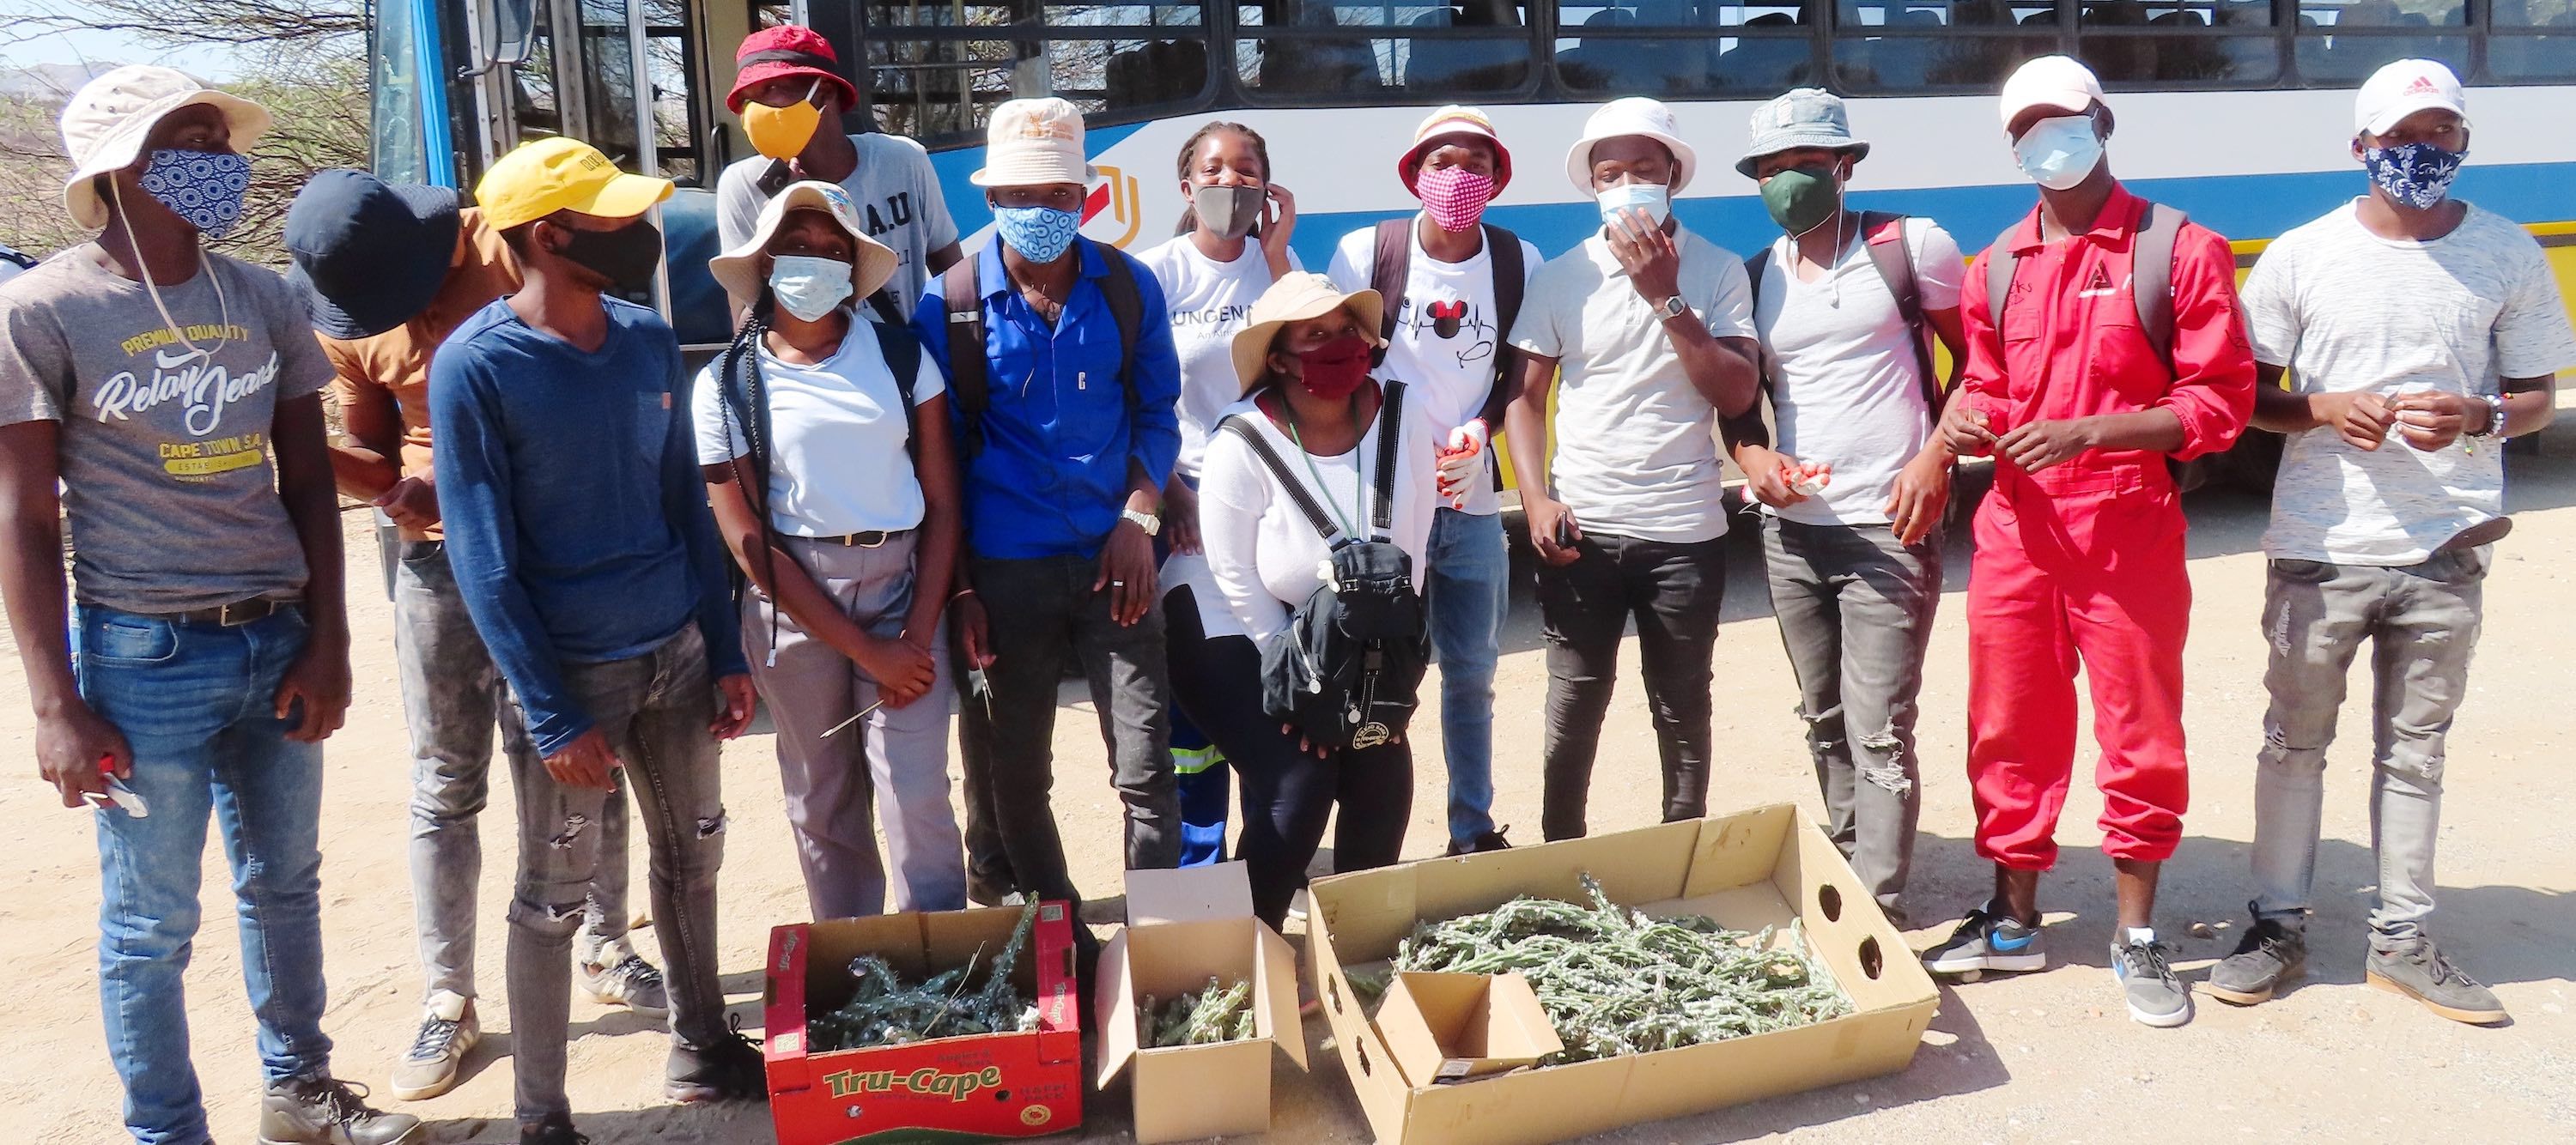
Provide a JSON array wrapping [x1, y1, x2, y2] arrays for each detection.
[[1652, 295, 1689, 323], [1120, 507, 1162, 536]]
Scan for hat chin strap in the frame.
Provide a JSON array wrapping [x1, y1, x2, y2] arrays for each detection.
[[111, 179, 230, 360]]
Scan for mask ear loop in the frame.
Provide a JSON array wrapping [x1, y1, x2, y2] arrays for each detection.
[[111, 176, 231, 360]]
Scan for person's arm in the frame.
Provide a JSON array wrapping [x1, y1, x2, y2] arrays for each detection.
[[1504, 350, 1578, 566], [2006, 227, 2259, 468], [1610, 215, 1761, 418], [906, 389, 964, 647], [660, 343, 753, 736], [323, 346, 401, 500], [1099, 264, 1181, 625], [1472, 242, 1540, 428], [269, 392, 349, 742], [1198, 428, 1294, 644], [927, 243, 964, 278], [0, 421, 128, 807], [1938, 248, 2005, 457]]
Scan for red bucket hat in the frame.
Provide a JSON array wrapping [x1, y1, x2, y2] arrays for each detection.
[[727, 25, 860, 116]]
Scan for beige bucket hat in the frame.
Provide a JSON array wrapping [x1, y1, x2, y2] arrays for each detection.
[[59, 65, 273, 229], [708, 179, 899, 306], [970, 97, 1097, 188], [1229, 273, 1385, 395]]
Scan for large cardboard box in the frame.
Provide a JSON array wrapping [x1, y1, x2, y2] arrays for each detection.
[[1309, 804, 1939, 1145], [1095, 862, 1309, 1144], [762, 902, 1082, 1145]]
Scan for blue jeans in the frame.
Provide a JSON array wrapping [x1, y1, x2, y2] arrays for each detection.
[[1427, 507, 1508, 845], [76, 603, 331, 1145]]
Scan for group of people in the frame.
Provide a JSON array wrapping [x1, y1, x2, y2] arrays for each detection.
[[2, 21, 2566, 1145]]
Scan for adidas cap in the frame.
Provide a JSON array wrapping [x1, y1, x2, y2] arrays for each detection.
[[2355, 59, 2467, 137]]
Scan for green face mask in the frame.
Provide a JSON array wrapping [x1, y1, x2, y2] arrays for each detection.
[[1760, 165, 1842, 236]]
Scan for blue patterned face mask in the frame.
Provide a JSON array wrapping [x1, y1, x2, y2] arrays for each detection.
[[138, 148, 252, 239], [2361, 142, 2464, 210], [992, 204, 1081, 263]]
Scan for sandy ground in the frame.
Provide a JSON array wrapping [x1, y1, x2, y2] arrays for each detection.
[[9, 428, 2576, 1145]]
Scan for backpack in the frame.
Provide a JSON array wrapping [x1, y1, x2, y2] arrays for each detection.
[[1218, 383, 1431, 753], [940, 241, 1145, 459], [1744, 210, 1940, 409], [1368, 217, 1526, 387]]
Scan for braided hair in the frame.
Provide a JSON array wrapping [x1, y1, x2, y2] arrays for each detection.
[[714, 295, 790, 663], [1172, 120, 1273, 237]]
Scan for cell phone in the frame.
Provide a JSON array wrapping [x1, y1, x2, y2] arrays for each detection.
[[1554, 512, 1578, 549]]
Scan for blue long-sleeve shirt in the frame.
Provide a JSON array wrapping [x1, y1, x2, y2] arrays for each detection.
[[428, 297, 748, 755], [911, 238, 1182, 560]]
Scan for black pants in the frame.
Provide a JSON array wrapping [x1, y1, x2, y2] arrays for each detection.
[[1166, 586, 1412, 928], [1534, 531, 1727, 841]]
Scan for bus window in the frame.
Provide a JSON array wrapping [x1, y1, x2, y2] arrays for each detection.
[[860, 0, 1212, 143], [1234, 0, 1533, 98], [1550, 0, 1818, 96], [2294, 0, 2467, 83], [2078, 0, 2279, 84], [1831, 0, 2061, 91], [2487, 0, 2576, 80]]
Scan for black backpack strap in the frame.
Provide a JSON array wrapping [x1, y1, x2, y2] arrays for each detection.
[[1482, 225, 1525, 391], [1370, 380, 1406, 537], [2130, 202, 2183, 373], [1219, 414, 1342, 543], [1097, 244, 1145, 408], [1369, 217, 1411, 367], [874, 318, 924, 464], [1859, 210, 1941, 409], [941, 256, 988, 458], [1984, 222, 2020, 348], [866, 288, 908, 328]]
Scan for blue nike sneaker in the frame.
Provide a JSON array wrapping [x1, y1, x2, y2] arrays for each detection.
[[1923, 899, 2046, 976]]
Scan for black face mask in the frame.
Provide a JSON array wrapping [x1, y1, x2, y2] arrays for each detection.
[[550, 219, 664, 292]]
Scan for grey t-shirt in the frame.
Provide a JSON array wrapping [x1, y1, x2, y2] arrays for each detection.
[[0, 248, 333, 611], [714, 133, 960, 307]]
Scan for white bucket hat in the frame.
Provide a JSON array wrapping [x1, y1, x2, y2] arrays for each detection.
[[1564, 97, 1698, 194], [969, 97, 1097, 188], [59, 65, 273, 230], [708, 179, 900, 306]]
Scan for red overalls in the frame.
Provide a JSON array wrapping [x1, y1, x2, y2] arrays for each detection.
[[1959, 186, 2255, 869]]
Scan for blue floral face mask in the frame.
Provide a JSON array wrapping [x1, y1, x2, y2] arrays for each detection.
[[992, 204, 1081, 263], [2361, 142, 2464, 210], [138, 148, 252, 239]]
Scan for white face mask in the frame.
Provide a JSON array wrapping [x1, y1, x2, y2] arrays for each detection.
[[1596, 181, 1670, 228], [768, 254, 855, 322], [2012, 114, 2105, 191]]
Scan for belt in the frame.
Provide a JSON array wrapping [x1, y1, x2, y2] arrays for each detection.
[[159, 597, 298, 627], [807, 529, 910, 548]]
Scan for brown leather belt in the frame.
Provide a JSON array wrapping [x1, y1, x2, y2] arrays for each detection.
[[810, 529, 909, 548], [161, 597, 298, 627]]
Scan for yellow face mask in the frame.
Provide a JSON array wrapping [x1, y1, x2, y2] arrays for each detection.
[[743, 80, 823, 161]]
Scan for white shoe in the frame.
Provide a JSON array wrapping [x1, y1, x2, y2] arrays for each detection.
[[387, 992, 479, 1101], [1285, 889, 1309, 924]]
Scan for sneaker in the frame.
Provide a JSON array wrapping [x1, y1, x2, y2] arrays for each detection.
[[386, 994, 480, 1101], [2111, 936, 2192, 1028], [665, 1016, 771, 1104], [2204, 910, 2307, 1006], [967, 875, 1026, 908], [520, 1112, 589, 1145], [2366, 938, 2507, 1025], [582, 951, 669, 1020], [1285, 888, 1309, 924], [1443, 827, 1513, 857], [258, 1075, 424, 1145], [1922, 900, 2045, 976]]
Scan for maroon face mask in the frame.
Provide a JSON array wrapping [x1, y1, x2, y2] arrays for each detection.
[[1291, 336, 1372, 400]]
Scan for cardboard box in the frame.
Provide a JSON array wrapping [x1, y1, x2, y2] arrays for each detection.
[[1095, 862, 1309, 1144], [1376, 972, 1563, 1084], [1309, 804, 1939, 1145], [762, 902, 1082, 1145]]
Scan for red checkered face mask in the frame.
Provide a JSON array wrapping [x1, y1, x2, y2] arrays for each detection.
[[1416, 167, 1497, 233]]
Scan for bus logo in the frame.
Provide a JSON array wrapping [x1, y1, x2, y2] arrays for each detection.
[[1082, 165, 1143, 250]]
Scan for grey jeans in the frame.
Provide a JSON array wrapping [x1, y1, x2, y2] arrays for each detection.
[[1763, 517, 1941, 920], [395, 541, 632, 1006], [507, 625, 729, 1124], [2254, 548, 2484, 950], [747, 533, 967, 920]]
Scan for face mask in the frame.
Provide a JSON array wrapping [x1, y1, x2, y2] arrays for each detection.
[[1291, 336, 1372, 401], [137, 148, 251, 239], [2362, 142, 2465, 210], [1417, 167, 1498, 233], [2012, 115, 2104, 191], [552, 218, 665, 293], [1190, 184, 1266, 242], [993, 204, 1081, 264], [1760, 165, 1842, 237], [1595, 181, 1669, 229], [743, 81, 823, 161], [768, 254, 855, 322]]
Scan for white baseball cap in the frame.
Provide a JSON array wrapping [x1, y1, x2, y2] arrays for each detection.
[[59, 65, 272, 229], [969, 97, 1097, 188], [2355, 59, 2469, 136], [1998, 55, 2106, 129], [1564, 97, 1699, 193]]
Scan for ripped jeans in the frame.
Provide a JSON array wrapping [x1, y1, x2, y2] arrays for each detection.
[[507, 625, 729, 1124], [1764, 517, 1941, 920], [2253, 550, 2483, 951]]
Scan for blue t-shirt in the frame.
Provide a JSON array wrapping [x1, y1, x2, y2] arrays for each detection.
[[429, 296, 747, 754]]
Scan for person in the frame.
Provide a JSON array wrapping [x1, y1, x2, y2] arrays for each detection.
[[2205, 60, 2575, 1025], [1503, 96, 1762, 843], [1134, 120, 1299, 867], [1727, 88, 1968, 925], [1325, 105, 1540, 858], [1920, 56, 2255, 1030], [716, 24, 961, 309], [0, 67, 419, 1145], [428, 137, 766, 1144], [696, 180, 969, 919], [284, 168, 667, 1104], [1185, 273, 1436, 927], [909, 97, 1184, 912]]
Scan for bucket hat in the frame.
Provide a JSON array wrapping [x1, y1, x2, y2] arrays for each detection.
[[284, 170, 465, 339], [708, 179, 898, 306], [1737, 88, 1870, 178], [1564, 97, 1698, 193], [727, 25, 860, 116], [59, 65, 272, 230], [1398, 106, 1514, 195], [1230, 273, 1385, 395], [970, 98, 1097, 188]]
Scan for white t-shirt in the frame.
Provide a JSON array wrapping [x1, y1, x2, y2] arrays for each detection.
[[1188, 385, 1438, 646], [1325, 220, 1544, 517], [1509, 225, 1757, 544], [690, 315, 945, 536], [714, 135, 960, 308], [1753, 217, 1965, 526], [2242, 201, 2576, 564], [1133, 235, 1300, 482]]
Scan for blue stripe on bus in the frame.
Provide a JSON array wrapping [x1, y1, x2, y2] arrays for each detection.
[[928, 121, 1153, 240]]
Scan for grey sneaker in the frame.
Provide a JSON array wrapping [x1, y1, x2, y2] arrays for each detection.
[[2367, 938, 2507, 1025], [582, 951, 669, 1020], [386, 994, 480, 1101], [519, 1112, 589, 1145], [2205, 912, 2307, 1006], [258, 1075, 423, 1145], [2111, 936, 2192, 1028], [1922, 900, 2044, 977]]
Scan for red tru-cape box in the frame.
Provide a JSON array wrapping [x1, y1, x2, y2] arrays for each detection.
[[762, 901, 1083, 1145]]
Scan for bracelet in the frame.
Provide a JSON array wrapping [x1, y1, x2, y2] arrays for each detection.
[[948, 588, 977, 603]]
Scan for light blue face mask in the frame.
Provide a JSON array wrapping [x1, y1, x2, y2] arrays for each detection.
[[1595, 181, 1670, 229], [992, 204, 1082, 263], [768, 254, 855, 322], [2011, 114, 2104, 191]]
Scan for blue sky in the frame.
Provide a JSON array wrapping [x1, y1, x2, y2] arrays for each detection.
[[0, 9, 245, 79]]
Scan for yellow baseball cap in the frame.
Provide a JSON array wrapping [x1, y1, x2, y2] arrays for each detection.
[[475, 136, 672, 232]]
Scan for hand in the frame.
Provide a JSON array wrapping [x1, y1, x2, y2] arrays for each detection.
[[1260, 184, 1298, 264], [2391, 391, 2476, 452], [1939, 401, 1998, 457], [36, 699, 130, 809], [273, 630, 351, 743], [373, 475, 440, 531], [950, 592, 996, 669], [1095, 518, 1159, 627], [544, 727, 623, 791], [1604, 209, 1682, 305], [1163, 479, 1203, 556], [2317, 391, 2397, 451], [710, 673, 756, 739], [850, 632, 936, 708], [1282, 723, 1330, 760], [1996, 417, 2096, 473], [1885, 449, 1953, 547], [1436, 419, 1490, 509], [1740, 446, 1815, 509], [1525, 494, 1582, 567]]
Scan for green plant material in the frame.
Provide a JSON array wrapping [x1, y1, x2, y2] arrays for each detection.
[[1391, 874, 1850, 1064], [1341, 964, 1393, 1015], [809, 900, 1043, 1051], [1142, 976, 1255, 1047]]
